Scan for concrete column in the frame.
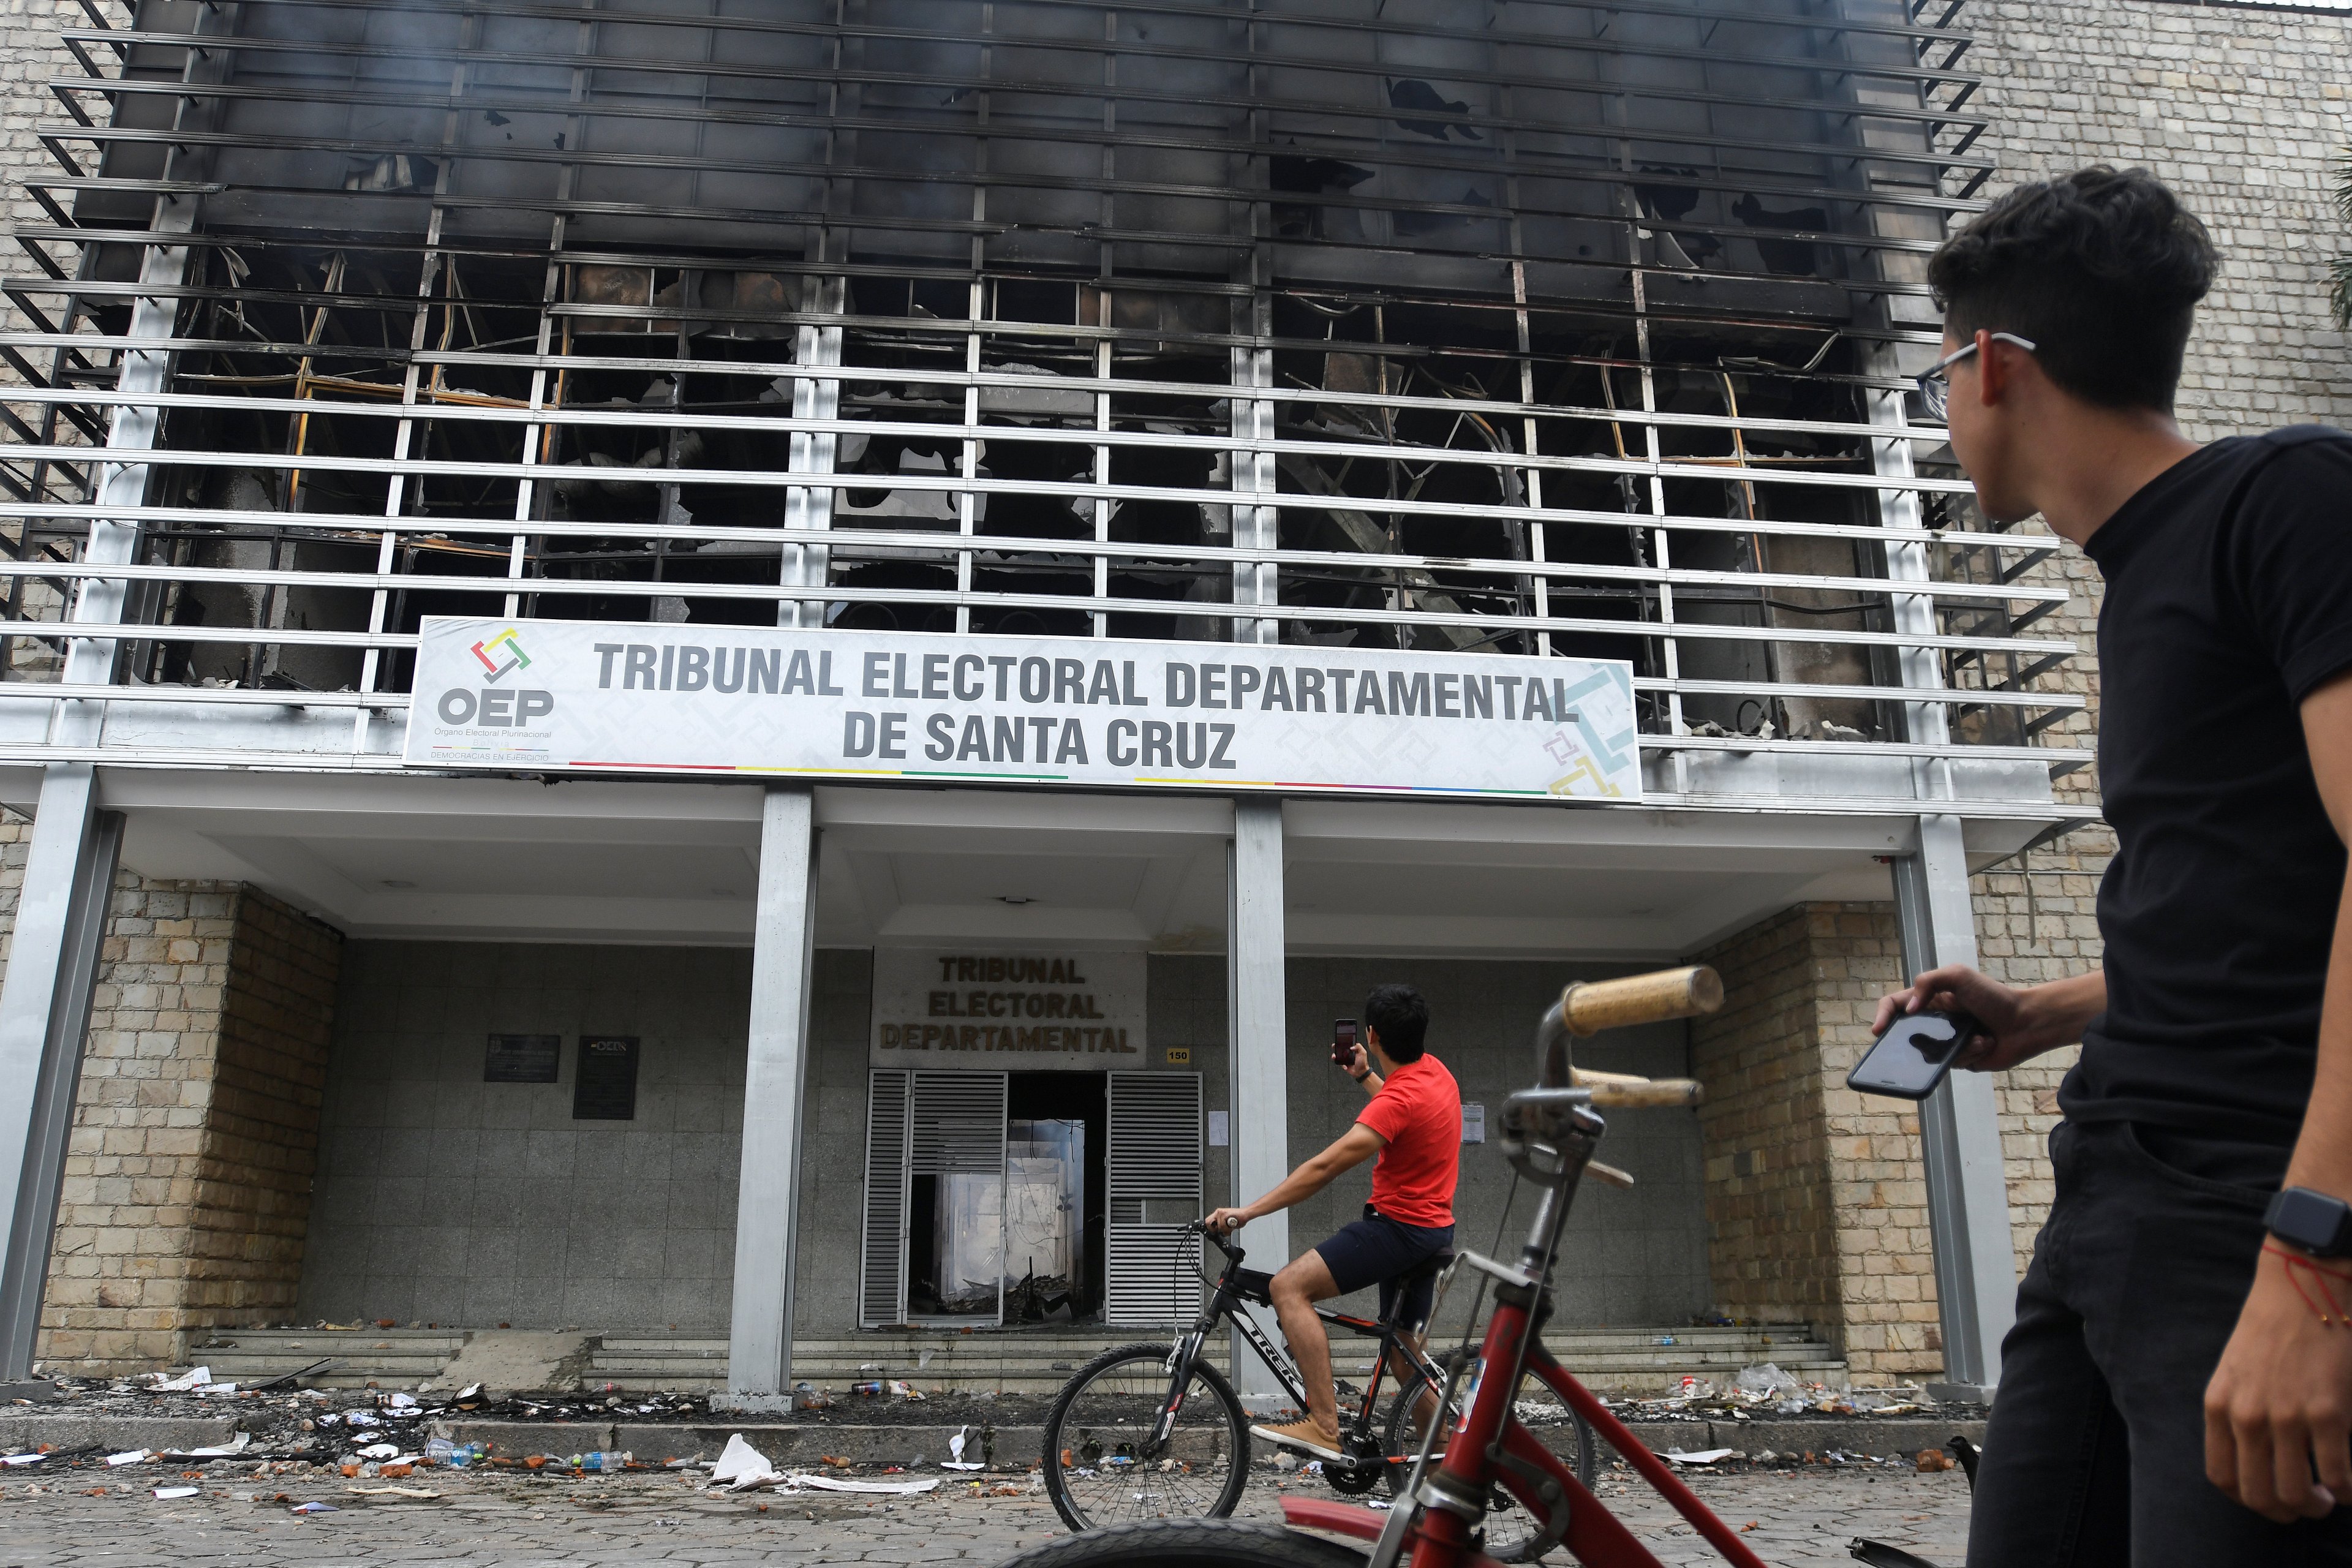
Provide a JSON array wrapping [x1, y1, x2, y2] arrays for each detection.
[[1226, 797, 1288, 1400], [724, 785, 821, 1406], [1891, 817, 2016, 1400], [0, 766, 124, 1379]]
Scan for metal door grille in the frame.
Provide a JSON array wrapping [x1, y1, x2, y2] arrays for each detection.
[[907, 1069, 1009, 1325], [1105, 1069, 1203, 1325], [909, 1069, 1011, 1174], [859, 1068, 912, 1329]]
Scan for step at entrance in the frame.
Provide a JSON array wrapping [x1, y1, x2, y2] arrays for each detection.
[[183, 1323, 1845, 1396], [186, 1328, 470, 1389], [590, 1324, 1845, 1398]]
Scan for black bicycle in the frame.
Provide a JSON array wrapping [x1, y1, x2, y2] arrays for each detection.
[[1039, 1221, 1597, 1544]]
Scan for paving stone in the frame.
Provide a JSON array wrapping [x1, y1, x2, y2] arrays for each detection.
[[0, 1457, 1973, 1566]]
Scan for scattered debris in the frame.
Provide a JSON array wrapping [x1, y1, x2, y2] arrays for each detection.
[[151, 1485, 200, 1499], [943, 1427, 985, 1471], [146, 1367, 212, 1393], [182, 1434, 257, 1461], [1736, 1363, 1801, 1399], [783, 1473, 941, 1496], [711, 1434, 786, 1491], [1662, 1448, 1738, 1466]]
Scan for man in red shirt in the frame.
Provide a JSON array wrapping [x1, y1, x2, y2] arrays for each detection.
[[1205, 984, 1461, 1458]]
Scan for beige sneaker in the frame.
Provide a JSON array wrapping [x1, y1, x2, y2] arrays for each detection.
[[1250, 1417, 1343, 1460]]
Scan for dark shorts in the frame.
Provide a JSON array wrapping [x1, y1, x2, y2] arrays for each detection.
[[1314, 1205, 1455, 1332]]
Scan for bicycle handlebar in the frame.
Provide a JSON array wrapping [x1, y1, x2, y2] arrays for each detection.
[[1577, 1073, 1703, 1109], [1537, 963, 1723, 1090], [1183, 1218, 1244, 1256], [1558, 966, 1724, 1036]]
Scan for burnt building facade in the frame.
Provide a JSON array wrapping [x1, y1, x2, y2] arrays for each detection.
[[0, 0, 2092, 1400]]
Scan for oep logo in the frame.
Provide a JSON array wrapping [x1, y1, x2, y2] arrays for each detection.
[[439, 628, 555, 728]]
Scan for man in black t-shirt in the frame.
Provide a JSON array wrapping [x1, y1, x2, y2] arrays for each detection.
[[1875, 168, 2352, 1561]]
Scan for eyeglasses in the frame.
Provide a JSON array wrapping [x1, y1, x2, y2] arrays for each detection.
[[1915, 332, 2037, 422]]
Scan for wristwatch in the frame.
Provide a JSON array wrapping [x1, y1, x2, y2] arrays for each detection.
[[2264, 1186, 2352, 1258]]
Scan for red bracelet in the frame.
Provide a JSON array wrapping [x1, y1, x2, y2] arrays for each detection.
[[2265, 1241, 2352, 1326]]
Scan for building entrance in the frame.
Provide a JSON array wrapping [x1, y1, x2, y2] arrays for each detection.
[[905, 1072, 1106, 1324], [861, 1068, 1202, 1330]]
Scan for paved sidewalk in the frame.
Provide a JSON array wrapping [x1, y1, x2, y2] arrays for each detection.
[[0, 1460, 1970, 1566]]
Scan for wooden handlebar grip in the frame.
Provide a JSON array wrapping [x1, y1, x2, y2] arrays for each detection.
[[1585, 1159, 1637, 1189], [1560, 966, 1725, 1036], [1583, 1079, 1703, 1109]]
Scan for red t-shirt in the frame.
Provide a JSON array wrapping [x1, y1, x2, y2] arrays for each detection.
[[1355, 1054, 1461, 1228]]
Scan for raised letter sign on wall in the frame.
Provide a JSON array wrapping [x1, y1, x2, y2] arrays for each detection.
[[402, 618, 1640, 802], [871, 949, 1147, 1074]]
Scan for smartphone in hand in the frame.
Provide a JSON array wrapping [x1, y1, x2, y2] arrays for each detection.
[[1330, 1018, 1360, 1070], [1847, 1009, 1983, 1100]]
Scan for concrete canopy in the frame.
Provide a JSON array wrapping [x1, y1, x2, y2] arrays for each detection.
[[0, 767, 2051, 959]]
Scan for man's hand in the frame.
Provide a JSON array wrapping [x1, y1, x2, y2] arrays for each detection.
[[1204, 1207, 1251, 1234], [2205, 1246, 2352, 1520], [2208, 671, 2352, 1520], [1872, 964, 2106, 1072]]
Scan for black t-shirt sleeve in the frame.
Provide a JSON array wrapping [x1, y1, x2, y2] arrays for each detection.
[[2228, 432, 2352, 704]]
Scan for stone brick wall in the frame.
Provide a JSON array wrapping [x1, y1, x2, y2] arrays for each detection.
[[0, 2, 80, 244], [36, 883, 340, 1373], [186, 890, 341, 1325], [1973, 1, 2352, 439], [1690, 904, 1937, 1384], [1961, 0, 2352, 1276], [1689, 909, 1838, 1325], [37, 878, 241, 1368], [1810, 906, 1942, 1382]]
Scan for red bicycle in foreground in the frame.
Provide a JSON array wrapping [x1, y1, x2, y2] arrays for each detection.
[[996, 965, 1785, 1568]]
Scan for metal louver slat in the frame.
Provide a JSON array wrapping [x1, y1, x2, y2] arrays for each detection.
[[859, 1070, 911, 1330], [1106, 1071, 1204, 1327], [910, 1071, 1009, 1175]]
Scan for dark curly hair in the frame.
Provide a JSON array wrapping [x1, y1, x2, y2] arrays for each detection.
[[1926, 167, 2217, 413]]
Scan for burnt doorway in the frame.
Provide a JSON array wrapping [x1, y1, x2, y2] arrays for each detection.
[[860, 1068, 1202, 1329], [1005, 1072, 1108, 1323]]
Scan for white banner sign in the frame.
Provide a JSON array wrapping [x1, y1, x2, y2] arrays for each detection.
[[401, 618, 1640, 802], [872, 949, 1147, 1071]]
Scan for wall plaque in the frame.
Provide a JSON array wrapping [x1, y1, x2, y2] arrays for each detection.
[[573, 1036, 641, 1120], [872, 949, 1147, 1072], [484, 1033, 561, 1084]]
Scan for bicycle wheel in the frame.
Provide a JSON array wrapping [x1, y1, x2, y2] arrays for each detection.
[[1379, 1376, 1599, 1562], [1041, 1341, 1252, 1531], [997, 1519, 1368, 1568]]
